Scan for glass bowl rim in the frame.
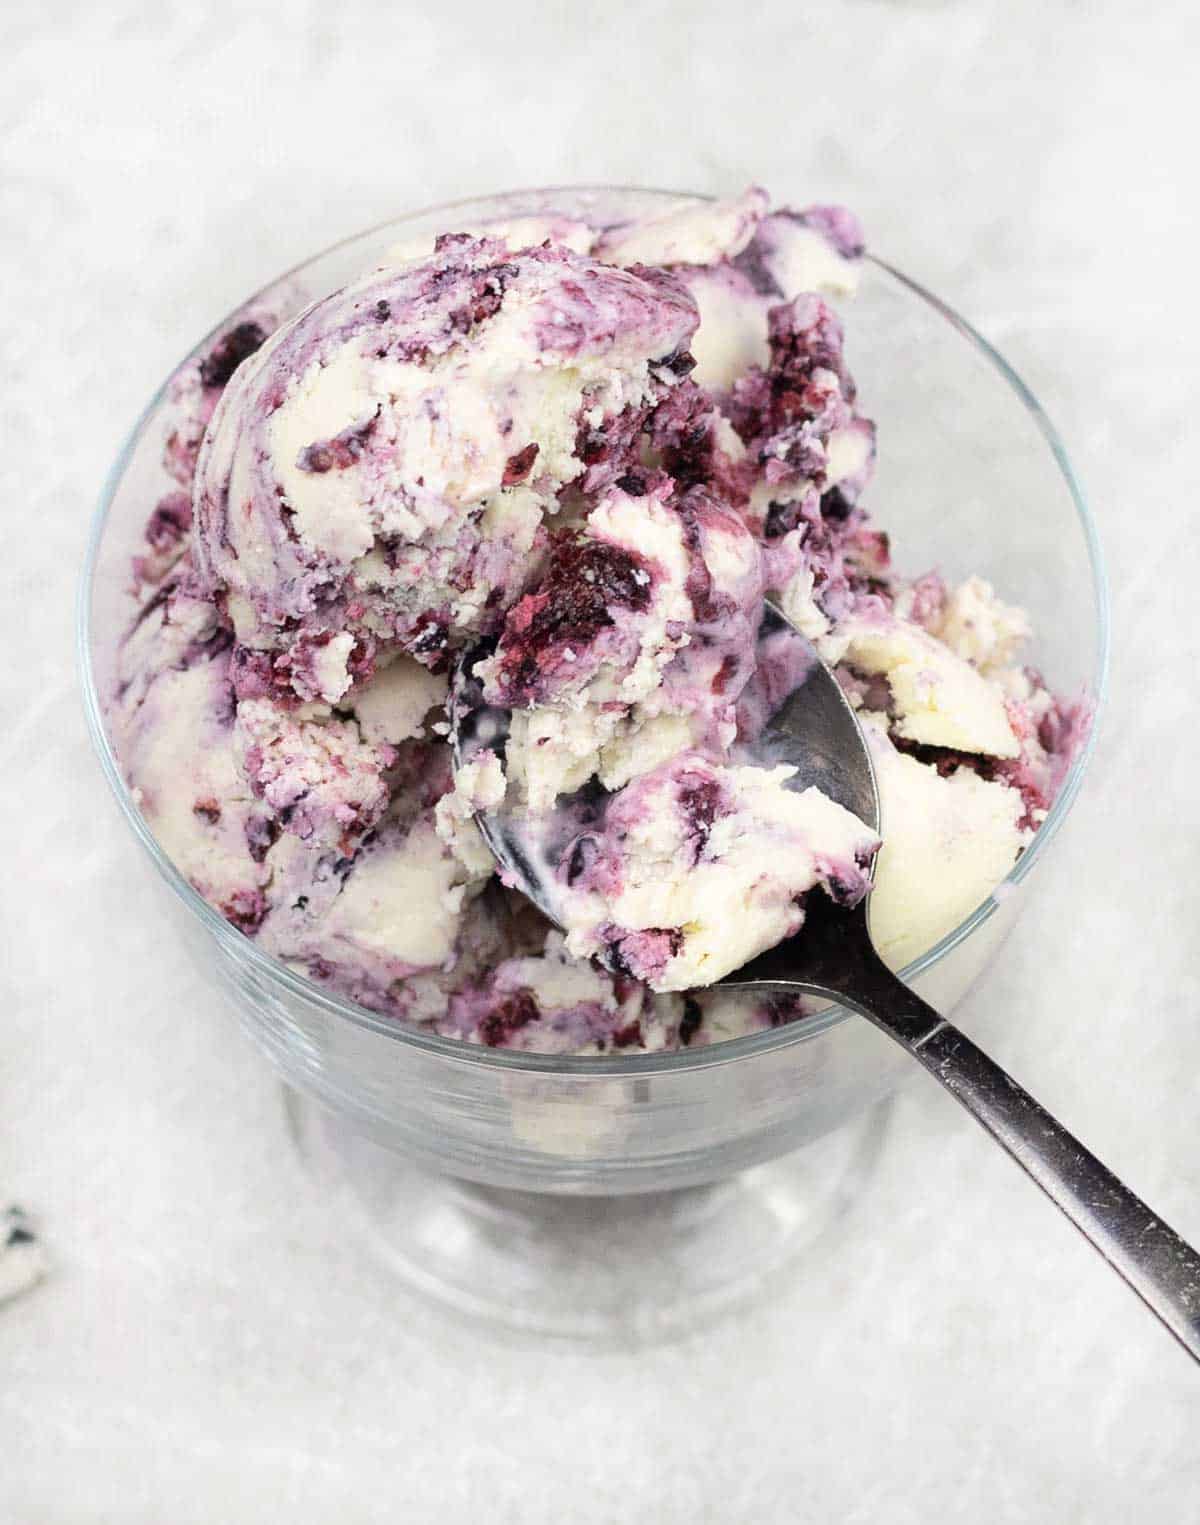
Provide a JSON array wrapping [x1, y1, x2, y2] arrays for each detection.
[[77, 183, 1111, 1079]]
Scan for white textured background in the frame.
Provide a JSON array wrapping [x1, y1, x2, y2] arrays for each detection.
[[4, 2, 1200, 1520]]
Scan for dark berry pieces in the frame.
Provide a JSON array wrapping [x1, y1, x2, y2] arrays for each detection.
[[731, 239, 783, 298], [297, 413, 378, 474], [655, 346, 697, 378], [489, 534, 653, 705], [646, 380, 716, 490], [245, 815, 282, 863], [601, 926, 684, 980], [574, 401, 648, 493], [890, 736, 998, 783], [199, 321, 267, 389], [230, 645, 300, 706], [502, 442, 540, 486], [763, 499, 800, 540], [821, 486, 854, 522], [407, 613, 451, 670], [565, 834, 600, 885], [678, 997, 703, 1046], [222, 888, 267, 934], [144, 491, 193, 551], [478, 989, 539, 1047], [676, 770, 724, 863]]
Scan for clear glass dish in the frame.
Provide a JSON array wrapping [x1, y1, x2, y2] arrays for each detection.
[[79, 187, 1109, 1339]]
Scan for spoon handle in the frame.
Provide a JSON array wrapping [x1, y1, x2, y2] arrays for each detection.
[[844, 955, 1200, 1363]]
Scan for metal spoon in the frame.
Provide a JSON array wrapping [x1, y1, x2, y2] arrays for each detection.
[[452, 603, 1200, 1362]]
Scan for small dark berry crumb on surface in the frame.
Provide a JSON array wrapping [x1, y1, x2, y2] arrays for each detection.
[[1, 1206, 47, 1306]]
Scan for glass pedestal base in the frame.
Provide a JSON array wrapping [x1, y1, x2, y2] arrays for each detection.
[[284, 1086, 893, 1343]]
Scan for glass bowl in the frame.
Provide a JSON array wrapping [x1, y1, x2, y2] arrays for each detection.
[[79, 187, 1108, 1340]]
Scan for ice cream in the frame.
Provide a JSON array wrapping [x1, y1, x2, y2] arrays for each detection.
[[193, 236, 697, 704], [549, 751, 879, 991], [108, 188, 1087, 1053]]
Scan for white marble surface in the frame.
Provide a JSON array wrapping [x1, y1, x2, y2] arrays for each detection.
[[4, 1, 1199, 1519]]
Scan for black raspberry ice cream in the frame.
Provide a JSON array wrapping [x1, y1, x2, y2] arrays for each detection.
[[109, 188, 1086, 1052]]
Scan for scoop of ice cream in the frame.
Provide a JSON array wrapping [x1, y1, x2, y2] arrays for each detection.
[[194, 235, 699, 705], [550, 751, 880, 991]]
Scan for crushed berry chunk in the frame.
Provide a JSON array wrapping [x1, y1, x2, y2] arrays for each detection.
[[655, 346, 697, 378], [230, 644, 301, 706], [574, 402, 647, 493], [407, 613, 451, 670], [297, 414, 378, 473], [199, 322, 267, 389], [245, 815, 282, 864], [443, 260, 518, 336], [144, 492, 193, 551], [821, 485, 854, 522], [602, 926, 683, 980], [678, 998, 703, 1046], [762, 498, 801, 540], [676, 770, 725, 863], [647, 379, 716, 489], [502, 442, 540, 485], [489, 534, 653, 704], [891, 736, 998, 783], [478, 989, 539, 1047], [222, 888, 267, 934]]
